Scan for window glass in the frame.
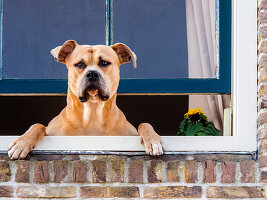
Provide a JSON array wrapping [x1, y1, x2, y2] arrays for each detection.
[[114, 0, 217, 79], [2, 0, 105, 79], [2, 0, 218, 80]]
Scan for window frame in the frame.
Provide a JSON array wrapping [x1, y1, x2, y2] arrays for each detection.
[[0, 0, 257, 153], [0, 0, 230, 94]]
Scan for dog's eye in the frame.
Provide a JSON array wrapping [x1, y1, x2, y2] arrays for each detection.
[[99, 60, 111, 67], [74, 62, 86, 69]]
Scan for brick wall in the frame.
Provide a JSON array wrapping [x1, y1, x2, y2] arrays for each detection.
[[0, 153, 266, 199], [0, 1, 267, 199], [259, 0, 267, 196]]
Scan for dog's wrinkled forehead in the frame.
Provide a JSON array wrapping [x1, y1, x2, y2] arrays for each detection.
[[51, 40, 137, 68], [71, 45, 119, 64]]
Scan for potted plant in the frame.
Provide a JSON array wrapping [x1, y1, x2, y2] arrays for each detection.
[[177, 108, 221, 136]]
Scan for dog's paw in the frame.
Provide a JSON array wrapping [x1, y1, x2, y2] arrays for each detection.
[[8, 137, 34, 159], [142, 134, 164, 156]]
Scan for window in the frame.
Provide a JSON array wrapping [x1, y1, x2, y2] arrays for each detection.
[[0, 0, 257, 153]]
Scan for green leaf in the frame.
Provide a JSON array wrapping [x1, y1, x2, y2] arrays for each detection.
[[203, 127, 214, 135], [177, 118, 190, 136], [177, 129, 184, 136], [186, 122, 204, 136], [177, 132, 186, 136], [177, 118, 221, 136], [197, 132, 210, 136], [213, 129, 221, 136], [205, 122, 221, 136], [179, 119, 188, 131]]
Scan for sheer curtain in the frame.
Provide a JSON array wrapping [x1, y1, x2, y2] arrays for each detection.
[[186, 0, 230, 131]]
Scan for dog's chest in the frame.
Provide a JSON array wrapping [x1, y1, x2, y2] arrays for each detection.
[[81, 103, 105, 132]]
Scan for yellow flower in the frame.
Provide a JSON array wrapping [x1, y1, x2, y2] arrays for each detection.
[[184, 107, 204, 117]]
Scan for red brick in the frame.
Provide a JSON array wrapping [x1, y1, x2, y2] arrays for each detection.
[[258, 52, 267, 68], [184, 160, 198, 183], [17, 186, 76, 198], [259, 11, 267, 26], [259, 156, 267, 168], [258, 111, 267, 127], [194, 154, 252, 162], [0, 161, 10, 182], [15, 161, 30, 183], [66, 155, 80, 161], [258, 39, 267, 53], [207, 186, 266, 199], [258, 97, 267, 111], [80, 186, 139, 198], [221, 161, 236, 183], [166, 160, 180, 182], [80, 187, 107, 198], [130, 154, 187, 161], [0, 154, 9, 161], [261, 171, 267, 183], [109, 187, 139, 198], [144, 186, 202, 198], [34, 161, 49, 183], [107, 155, 127, 161], [129, 160, 143, 183], [202, 160, 216, 183], [110, 160, 124, 182], [53, 160, 68, 183], [258, 128, 267, 141], [91, 160, 106, 183], [93, 155, 109, 160], [72, 161, 88, 182], [240, 160, 255, 183], [34, 154, 63, 161], [259, 67, 267, 83], [259, 140, 267, 155], [0, 186, 13, 197], [259, 0, 267, 9], [147, 160, 162, 183]]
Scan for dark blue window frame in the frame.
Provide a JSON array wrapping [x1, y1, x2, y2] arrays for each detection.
[[0, 0, 231, 94]]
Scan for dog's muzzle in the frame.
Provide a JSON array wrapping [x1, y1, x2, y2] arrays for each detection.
[[78, 70, 110, 103]]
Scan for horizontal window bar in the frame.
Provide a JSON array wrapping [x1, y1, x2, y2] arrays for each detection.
[[0, 79, 230, 94]]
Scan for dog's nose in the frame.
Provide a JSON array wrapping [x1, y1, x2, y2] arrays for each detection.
[[86, 71, 99, 81]]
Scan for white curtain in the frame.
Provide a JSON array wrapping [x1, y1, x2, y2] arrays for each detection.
[[186, 0, 230, 131]]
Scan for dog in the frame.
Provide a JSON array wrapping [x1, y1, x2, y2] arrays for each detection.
[[7, 40, 164, 159]]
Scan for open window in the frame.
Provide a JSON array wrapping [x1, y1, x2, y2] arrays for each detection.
[[0, 0, 257, 153]]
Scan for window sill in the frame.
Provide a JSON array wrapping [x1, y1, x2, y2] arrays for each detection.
[[0, 136, 256, 153]]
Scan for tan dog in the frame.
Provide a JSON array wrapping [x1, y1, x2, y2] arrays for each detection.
[[8, 40, 164, 159]]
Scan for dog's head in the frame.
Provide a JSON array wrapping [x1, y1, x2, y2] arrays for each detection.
[[51, 40, 136, 103]]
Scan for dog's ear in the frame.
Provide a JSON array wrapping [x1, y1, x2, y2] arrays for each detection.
[[111, 43, 137, 68], [50, 40, 78, 64]]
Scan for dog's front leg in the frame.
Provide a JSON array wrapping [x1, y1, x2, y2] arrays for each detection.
[[138, 123, 164, 156], [8, 123, 46, 159]]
